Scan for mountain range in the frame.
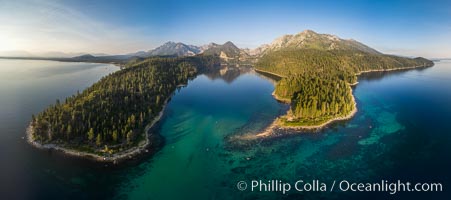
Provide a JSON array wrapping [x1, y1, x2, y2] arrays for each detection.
[[128, 41, 202, 57], [126, 30, 382, 60], [0, 30, 423, 64]]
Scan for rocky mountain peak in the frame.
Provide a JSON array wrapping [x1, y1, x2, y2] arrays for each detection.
[[253, 29, 380, 56]]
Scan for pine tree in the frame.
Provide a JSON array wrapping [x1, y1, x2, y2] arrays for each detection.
[[112, 130, 118, 143], [96, 134, 102, 146], [88, 128, 95, 141], [126, 130, 134, 144]]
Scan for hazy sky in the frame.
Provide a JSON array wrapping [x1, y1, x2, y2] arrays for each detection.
[[0, 0, 450, 58]]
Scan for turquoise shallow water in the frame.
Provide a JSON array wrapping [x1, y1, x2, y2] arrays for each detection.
[[116, 73, 285, 199], [1, 59, 451, 199]]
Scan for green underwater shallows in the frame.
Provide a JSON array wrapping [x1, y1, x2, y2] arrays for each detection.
[[117, 62, 451, 200]]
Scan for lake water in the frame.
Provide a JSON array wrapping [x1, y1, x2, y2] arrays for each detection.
[[1, 59, 450, 199]]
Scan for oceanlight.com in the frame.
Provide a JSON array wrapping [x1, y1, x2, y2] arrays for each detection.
[[236, 180, 443, 195]]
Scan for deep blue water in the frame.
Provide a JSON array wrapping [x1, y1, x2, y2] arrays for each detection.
[[0, 59, 450, 199]]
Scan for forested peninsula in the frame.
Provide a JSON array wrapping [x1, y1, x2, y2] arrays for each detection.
[[253, 49, 433, 137], [27, 55, 220, 162]]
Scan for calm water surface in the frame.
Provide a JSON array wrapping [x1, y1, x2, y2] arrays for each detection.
[[1, 59, 450, 199]]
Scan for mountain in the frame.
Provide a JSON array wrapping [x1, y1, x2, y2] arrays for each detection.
[[201, 41, 251, 64], [202, 41, 241, 56], [254, 30, 433, 127], [72, 54, 96, 60], [129, 42, 201, 57], [127, 51, 148, 57], [149, 41, 201, 56], [254, 30, 380, 56], [199, 43, 220, 52], [40, 52, 110, 57]]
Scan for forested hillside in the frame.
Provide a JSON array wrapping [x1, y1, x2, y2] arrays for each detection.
[[30, 55, 220, 153], [256, 49, 433, 126]]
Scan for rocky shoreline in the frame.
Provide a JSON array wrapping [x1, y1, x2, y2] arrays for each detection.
[[242, 64, 431, 140], [239, 86, 357, 140], [26, 99, 169, 164], [355, 65, 429, 75]]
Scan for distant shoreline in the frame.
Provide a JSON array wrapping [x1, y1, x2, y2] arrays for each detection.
[[243, 64, 430, 140], [0, 56, 125, 67], [355, 65, 430, 75], [26, 98, 169, 164]]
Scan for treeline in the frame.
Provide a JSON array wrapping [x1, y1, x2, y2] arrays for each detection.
[[256, 49, 433, 125], [31, 55, 220, 152], [257, 49, 433, 83]]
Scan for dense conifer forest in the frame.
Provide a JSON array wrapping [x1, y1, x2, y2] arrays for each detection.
[[31, 55, 220, 153], [256, 49, 433, 126]]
